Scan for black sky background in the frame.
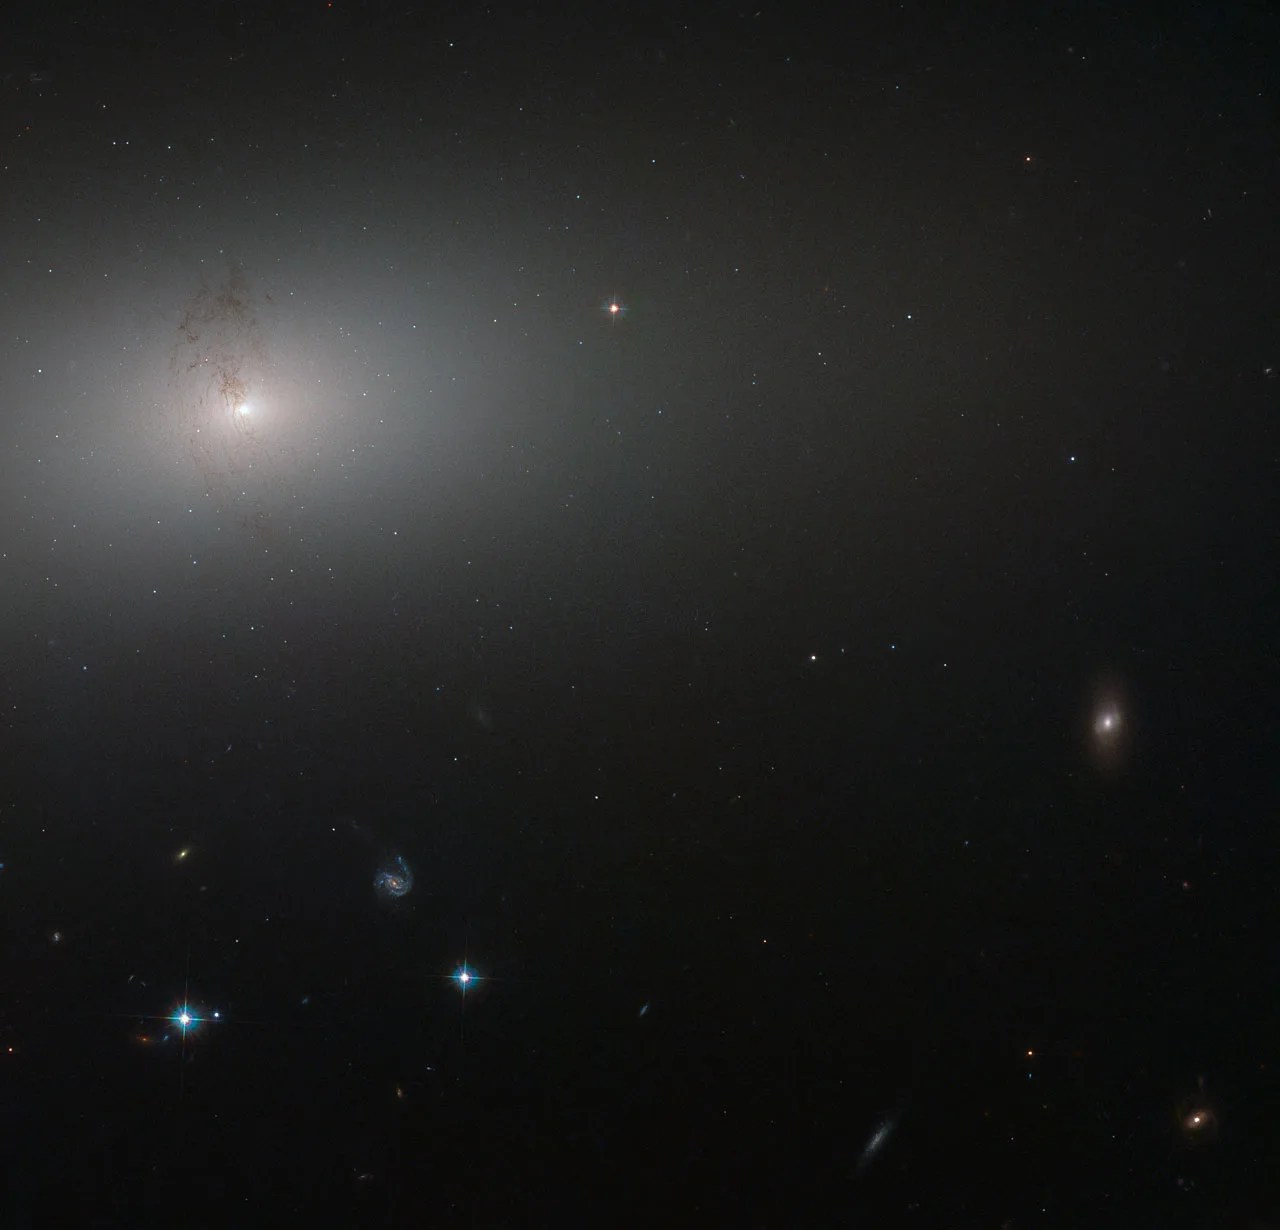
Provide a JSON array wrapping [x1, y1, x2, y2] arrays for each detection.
[[1, 2, 1278, 1225]]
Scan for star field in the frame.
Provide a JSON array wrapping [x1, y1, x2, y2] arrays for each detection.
[[1, 2, 1277, 1225]]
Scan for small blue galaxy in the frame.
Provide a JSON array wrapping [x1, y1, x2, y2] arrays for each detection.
[[373, 854, 414, 901]]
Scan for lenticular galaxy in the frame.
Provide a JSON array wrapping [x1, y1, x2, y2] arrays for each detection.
[[140, 263, 275, 502]]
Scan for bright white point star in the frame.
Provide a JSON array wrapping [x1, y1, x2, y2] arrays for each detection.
[[171, 1004, 215, 1033], [173, 1008, 196, 1033], [603, 298, 627, 322]]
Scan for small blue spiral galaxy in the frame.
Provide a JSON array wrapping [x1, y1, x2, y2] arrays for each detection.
[[373, 854, 414, 900]]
